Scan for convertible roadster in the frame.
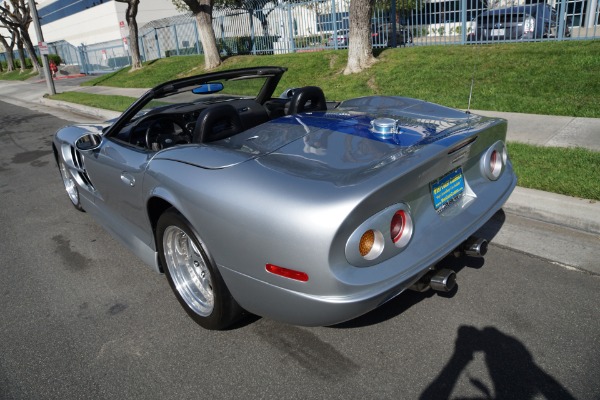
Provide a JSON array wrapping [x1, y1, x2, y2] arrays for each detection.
[[53, 66, 516, 329]]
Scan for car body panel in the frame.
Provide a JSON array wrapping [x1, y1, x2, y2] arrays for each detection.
[[53, 67, 516, 326]]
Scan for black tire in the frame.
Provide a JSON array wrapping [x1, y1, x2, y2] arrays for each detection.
[[157, 209, 242, 330], [58, 159, 84, 212]]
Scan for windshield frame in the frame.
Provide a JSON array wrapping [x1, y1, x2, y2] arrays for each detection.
[[103, 66, 287, 139]]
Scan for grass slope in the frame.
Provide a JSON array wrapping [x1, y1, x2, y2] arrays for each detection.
[[508, 143, 600, 200], [81, 40, 600, 117], [0, 69, 39, 81]]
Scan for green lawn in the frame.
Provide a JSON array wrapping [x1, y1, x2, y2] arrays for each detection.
[[0, 69, 39, 81], [49, 92, 137, 112], [80, 40, 600, 118], [507, 143, 600, 200]]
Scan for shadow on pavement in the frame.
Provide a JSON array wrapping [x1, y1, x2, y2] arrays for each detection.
[[420, 325, 576, 400]]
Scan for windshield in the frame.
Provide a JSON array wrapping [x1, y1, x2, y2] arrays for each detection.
[[133, 75, 270, 117], [106, 66, 287, 140]]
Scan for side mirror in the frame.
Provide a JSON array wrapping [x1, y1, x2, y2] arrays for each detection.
[[75, 133, 103, 151]]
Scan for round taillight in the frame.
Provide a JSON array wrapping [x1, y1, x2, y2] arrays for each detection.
[[490, 150, 497, 171], [481, 143, 506, 181], [391, 209, 413, 248], [391, 211, 406, 243], [489, 149, 502, 179], [359, 229, 384, 260], [359, 230, 374, 257]]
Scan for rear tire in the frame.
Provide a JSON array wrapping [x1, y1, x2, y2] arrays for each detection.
[[157, 209, 242, 330]]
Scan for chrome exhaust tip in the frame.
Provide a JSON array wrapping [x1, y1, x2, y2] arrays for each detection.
[[463, 237, 488, 258], [429, 268, 457, 292]]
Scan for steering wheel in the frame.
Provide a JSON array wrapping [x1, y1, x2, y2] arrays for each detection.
[[145, 117, 191, 150]]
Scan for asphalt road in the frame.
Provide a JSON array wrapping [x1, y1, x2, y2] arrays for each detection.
[[1, 100, 598, 400]]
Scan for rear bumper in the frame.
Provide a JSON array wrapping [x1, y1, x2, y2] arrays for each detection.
[[220, 171, 517, 326]]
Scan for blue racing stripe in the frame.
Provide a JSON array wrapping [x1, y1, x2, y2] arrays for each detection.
[[272, 112, 442, 149]]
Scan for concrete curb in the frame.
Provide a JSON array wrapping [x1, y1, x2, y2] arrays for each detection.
[[40, 97, 121, 121], [503, 187, 600, 235], [33, 74, 87, 84]]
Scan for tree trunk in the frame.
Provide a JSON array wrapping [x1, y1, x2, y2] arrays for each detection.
[[180, 0, 221, 70], [344, 0, 377, 75], [125, 0, 142, 71], [194, 11, 221, 70], [16, 37, 26, 72], [20, 29, 41, 73], [128, 22, 142, 71], [0, 35, 15, 72]]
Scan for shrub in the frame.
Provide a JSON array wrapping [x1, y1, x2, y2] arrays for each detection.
[[294, 34, 326, 48], [165, 46, 199, 57], [48, 54, 63, 65], [107, 56, 131, 68]]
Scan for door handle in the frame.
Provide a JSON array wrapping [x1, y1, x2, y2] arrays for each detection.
[[120, 173, 135, 187]]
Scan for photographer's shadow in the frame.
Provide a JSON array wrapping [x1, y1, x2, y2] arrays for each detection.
[[420, 325, 575, 400]]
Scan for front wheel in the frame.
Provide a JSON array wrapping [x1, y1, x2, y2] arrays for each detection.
[[58, 159, 84, 211], [157, 210, 242, 330]]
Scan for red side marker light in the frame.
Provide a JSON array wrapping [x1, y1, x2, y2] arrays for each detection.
[[266, 264, 309, 282]]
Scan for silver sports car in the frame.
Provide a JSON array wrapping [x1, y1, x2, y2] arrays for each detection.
[[53, 66, 517, 329]]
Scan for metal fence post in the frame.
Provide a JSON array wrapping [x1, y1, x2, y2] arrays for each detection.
[[78, 44, 88, 74], [173, 25, 180, 55], [391, 0, 397, 47], [287, 3, 295, 52], [461, 0, 467, 44], [155, 28, 161, 58], [331, 0, 338, 50], [249, 10, 256, 55], [557, 0, 566, 40], [140, 34, 146, 62], [193, 21, 201, 55]]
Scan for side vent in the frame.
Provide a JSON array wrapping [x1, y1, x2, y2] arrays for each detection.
[[70, 146, 95, 191]]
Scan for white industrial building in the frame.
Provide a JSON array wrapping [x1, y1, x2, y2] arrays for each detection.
[[29, 0, 183, 45]]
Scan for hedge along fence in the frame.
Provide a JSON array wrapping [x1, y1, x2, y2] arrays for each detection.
[[1, 54, 63, 71], [163, 35, 281, 58]]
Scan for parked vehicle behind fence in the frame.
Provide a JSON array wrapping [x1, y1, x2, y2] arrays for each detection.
[[469, 2, 572, 41], [327, 25, 413, 48]]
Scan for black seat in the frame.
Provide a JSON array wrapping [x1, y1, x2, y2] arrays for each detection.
[[234, 99, 270, 130], [287, 86, 327, 115], [193, 104, 243, 144]]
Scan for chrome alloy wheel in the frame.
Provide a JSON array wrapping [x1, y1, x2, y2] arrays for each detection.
[[163, 226, 214, 317], [59, 160, 79, 206]]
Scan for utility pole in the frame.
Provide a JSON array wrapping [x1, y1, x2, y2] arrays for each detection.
[[28, 0, 55, 95]]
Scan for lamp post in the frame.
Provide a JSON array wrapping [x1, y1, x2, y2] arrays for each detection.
[[28, 0, 55, 95]]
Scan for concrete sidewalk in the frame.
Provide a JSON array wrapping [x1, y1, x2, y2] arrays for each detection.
[[472, 109, 600, 152], [1, 77, 599, 271]]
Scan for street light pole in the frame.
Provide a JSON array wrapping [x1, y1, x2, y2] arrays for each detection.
[[28, 0, 55, 95]]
